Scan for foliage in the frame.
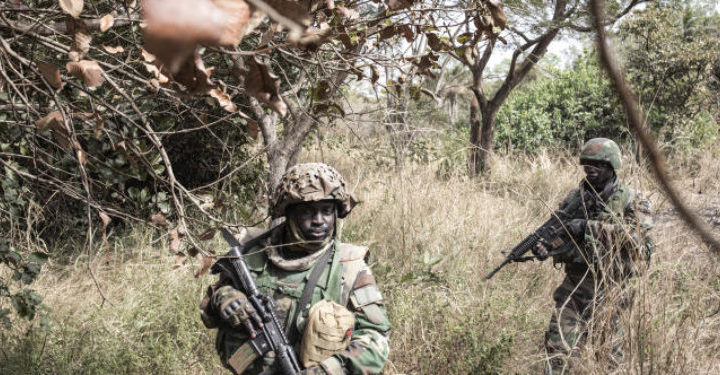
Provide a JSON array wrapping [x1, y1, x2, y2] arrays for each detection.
[[618, 0, 720, 147], [495, 53, 627, 152]]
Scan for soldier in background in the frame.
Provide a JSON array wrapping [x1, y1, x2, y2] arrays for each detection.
[[532, 138, 653, 373], [200, 163, 391, 374]]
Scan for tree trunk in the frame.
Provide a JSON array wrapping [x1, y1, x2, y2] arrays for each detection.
[[468, 99, 498, 176]]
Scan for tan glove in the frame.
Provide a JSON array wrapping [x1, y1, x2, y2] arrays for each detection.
[[212, 285, 264, 338]]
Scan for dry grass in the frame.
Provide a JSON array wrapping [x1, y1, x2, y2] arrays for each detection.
[[2, 144, 720, 374]]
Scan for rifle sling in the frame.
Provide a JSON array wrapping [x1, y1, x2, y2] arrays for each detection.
[[286, 245, 334, 345]]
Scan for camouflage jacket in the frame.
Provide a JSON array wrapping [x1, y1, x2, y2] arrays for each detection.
[[553, 177, 653, 287], [200, 239, 391, 375]]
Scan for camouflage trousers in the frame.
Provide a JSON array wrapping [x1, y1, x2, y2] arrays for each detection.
[[544, 273, 625, 374]]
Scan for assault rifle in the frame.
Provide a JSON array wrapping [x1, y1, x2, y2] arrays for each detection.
[[212, 227, 302, 375], [484, 194, 585, 280]]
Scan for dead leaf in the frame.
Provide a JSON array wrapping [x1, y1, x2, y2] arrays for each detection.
[[143, 62, 170, 84], [174, 51, 215, 93], [370, 65, 379, 84], [197, 228, 217, 241], [247, 118, 259, 139], [245, 56, 287, 116], [66, 60, 105, 87], [77, 148, 88, 165], [336, 6, 358, 20], [59, 0, 84, 18], [141, 0, 256, 74], [169, 229, 181, 253], [172, 252, 187, 269], [35, 112, 72, 149], [208, 88, 237, 112], [66, 16, 91, 61], [37, 62, 63, 89], [194, 253, 214, 278], [100, 14, 115, 32], [98, 211, 111, 261], [426, 33, 452, 52], [295, 24, 332, 50], [101, 45, 125, 54], [212, 0, 252, 46], [386, 0, 413, 10], [99, 211, 111, 227], [187, 247, 200, 257], [150, 212, 167, 226], [140, 48, 156, 63]]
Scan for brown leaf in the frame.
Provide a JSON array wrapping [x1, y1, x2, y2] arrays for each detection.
[[194, 253, 214, 278], [335, 6, 358, 20], [66, 60, 105, 87], [98, 211, 111, 261], [197, 228, 217, 241], [426, 33, 452, 52], [101, 45, 125, 54], [141, 0, 255, 74], [59, 0, 84, 18], [187, 247, 200, 257], [386, 0, 413, 11], [212, 0, 252, 46], [150, 212, 168, 226], [140, 48, 156, 63], [66, 16, 91, 61], [174, 51, 214, 93], [370, 65, 379, 84], [169, 229, 181, 253], [99, 211, 111, 227], [143, 62, 170, 84], [172, 252, 187, 269], [208, 88, 237, 112], [77, 148, 88, 165], [487, 0, 507, 31], [99, 14, 115, 32], [245, 56, 287, 116], [35, 111, 63, 131], [247, 118, 259, 139], [37, 62, 64, 89], [400, 25, 414, 43], [35, 112, 72, 148]]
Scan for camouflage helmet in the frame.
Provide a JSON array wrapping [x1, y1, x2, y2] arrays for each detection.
[[271, 163, 357, 219], [579, 138, 621, 170]]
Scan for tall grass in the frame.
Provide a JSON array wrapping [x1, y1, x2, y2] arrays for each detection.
[[2, 145, 720, 374]]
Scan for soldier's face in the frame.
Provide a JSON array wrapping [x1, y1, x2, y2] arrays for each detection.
[[582, 160, 614, 187], [288, 201, 336, 241]]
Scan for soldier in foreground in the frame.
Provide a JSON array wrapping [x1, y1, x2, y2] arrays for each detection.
[[531, 138, 653, 373], [200, 163, 391, 374]]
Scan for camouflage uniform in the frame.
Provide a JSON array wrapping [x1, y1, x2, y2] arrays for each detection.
[[200, 163, 391, 375], [544, 139, 653, 371]]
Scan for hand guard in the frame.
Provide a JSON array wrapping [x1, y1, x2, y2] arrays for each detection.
[[212, 285, 264, 338]]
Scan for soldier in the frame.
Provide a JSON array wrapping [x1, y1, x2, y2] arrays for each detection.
[[532, 138, 653, 373], [200, 163, 391, 374]]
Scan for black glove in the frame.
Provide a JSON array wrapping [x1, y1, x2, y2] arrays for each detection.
[[532, 242, 550, 261], [564, 218, 587, 237], [212, 286, 263, 337]]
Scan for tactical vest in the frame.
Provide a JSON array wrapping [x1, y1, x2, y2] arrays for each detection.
[[212, 239, 380, 374]]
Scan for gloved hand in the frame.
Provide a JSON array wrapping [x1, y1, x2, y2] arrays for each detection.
[[564, 218, 587, 237], [532, 242, 550, 261], [212, 285, 263, 338]]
